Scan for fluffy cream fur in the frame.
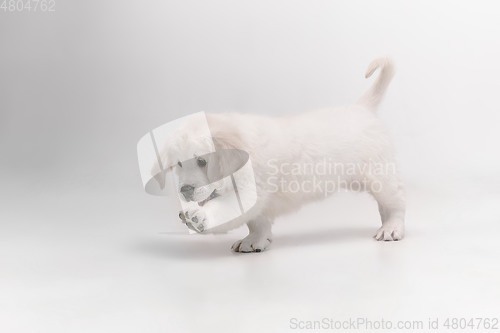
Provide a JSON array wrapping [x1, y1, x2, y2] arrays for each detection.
[[161, 57, 405, 252]]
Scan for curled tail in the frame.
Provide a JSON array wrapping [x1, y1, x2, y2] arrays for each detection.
[[357, 57, 395, 110]]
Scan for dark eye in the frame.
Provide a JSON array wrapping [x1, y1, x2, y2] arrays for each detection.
[[177, 161, 182, 167], [197, 158, 207, 167]]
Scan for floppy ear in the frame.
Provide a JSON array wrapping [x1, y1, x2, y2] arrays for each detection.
[[150, 156, 166, 190], [153, 171, 165, 190], [206, 152, 223, 184], [206, 129, 246, 183], [211, 127, 244, 151], [151, 136, 180, 190], [151, 161, 177, 191]]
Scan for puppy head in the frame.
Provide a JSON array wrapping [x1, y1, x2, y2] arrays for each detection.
[[174, 136, 221, 204], [154, 122, 245, 205]]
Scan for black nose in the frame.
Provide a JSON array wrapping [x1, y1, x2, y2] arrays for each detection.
[[180, 185, 195, 199]]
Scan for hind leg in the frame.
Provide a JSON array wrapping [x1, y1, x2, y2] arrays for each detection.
[[370, 175, 405, 241]]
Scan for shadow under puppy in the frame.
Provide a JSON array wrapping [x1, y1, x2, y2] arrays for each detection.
[[157, 57, 405, 253]]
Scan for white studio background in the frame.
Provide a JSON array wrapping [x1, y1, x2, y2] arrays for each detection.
[[1, 1, 500, 333]]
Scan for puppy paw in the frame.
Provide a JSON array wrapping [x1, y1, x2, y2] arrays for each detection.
[[374, 221, 404, 241], [179, 209, 207, 233], [231, 234, 272, 253]]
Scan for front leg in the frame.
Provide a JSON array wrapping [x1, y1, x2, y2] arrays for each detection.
[[232, 216, 273, 253], [179, 207, 207, 233], [179, 197, 241, 233]]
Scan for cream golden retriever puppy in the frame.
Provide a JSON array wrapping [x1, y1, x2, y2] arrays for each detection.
[[159, 57, 405, 253]]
